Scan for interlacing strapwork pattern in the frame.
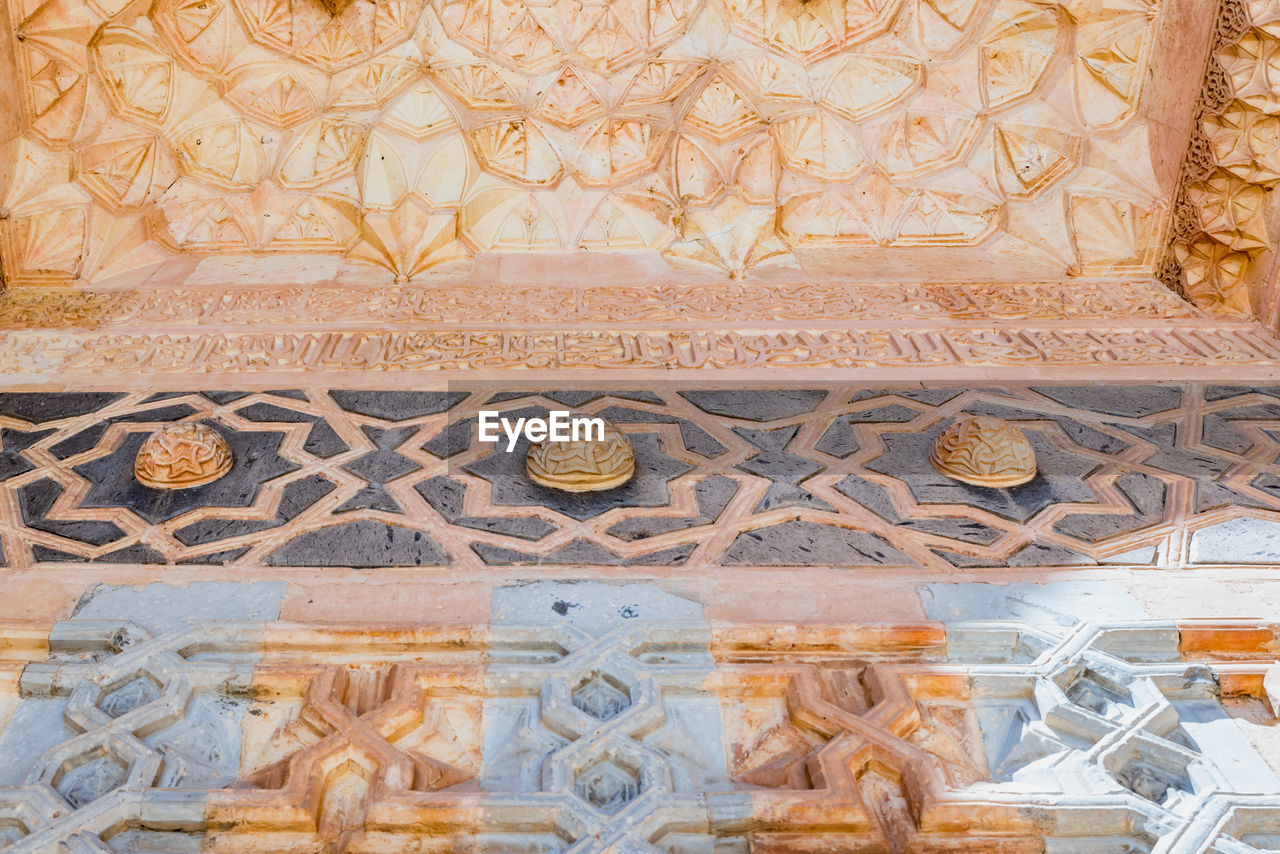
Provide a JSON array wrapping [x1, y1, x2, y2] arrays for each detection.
[[0, 0, 1172, 284], [0, 616, 1278, 851], [3, 385, 1280, 569]]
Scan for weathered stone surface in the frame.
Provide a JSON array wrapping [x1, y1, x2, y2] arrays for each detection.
[[1190, 518, 1280, 564], [680, 391, 827, 421], [723, 520, 913, 566], [266, 520, 448, 566], [0, 385, 1278, 567], [327, 392, 468, 421]]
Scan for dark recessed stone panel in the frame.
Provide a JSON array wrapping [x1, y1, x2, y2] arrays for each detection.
[[607, 476, 738, 541], [893, 389, 964, 405], [472, 538, 689, 565], [1031, 385, 1181, 418], [458, 516, 557, 540], [1006, 543, 1096, 567], [1200, 406, 1280, 455], [866, 426, 1098, 523], [624, 544, 695, 565], [49, 405, 203, 461], [336, 425, 421, 513], [723, 520, 914, 566], [267, 521, 447, 567], [109, 404, 200, 423], [33, 543, 165, 564], [1120, 424, 1229, 479], [50, 423, 109, 460], [19, 479, 126, 546], [179, 548, 253, 565], [752, 482, 834, 513], [962, 400, 1131, 455], [834, 476, 900, 522], [1053, 473, 1166, 544], [238, 402, 350, 458], [237, 403, 311, 422], [844, 405, 919, 423], [0, 393, 125, 423], [202, 391, 254, 404], [930, 549, 997, 568], [0, 428, 53, 480], [542, 391, 606, 408], [328, 391, 467, 421], [173, 475, 337, 546], [678, 390, 826, 421], [596, 406, 679, 424], [416, 476, 466, 518], [899, 517, 1004, 546], [422, 419, 473, 459], [472, 539, 624, 566], [678, 422, 726, 457], [815, 419, 860, 458]]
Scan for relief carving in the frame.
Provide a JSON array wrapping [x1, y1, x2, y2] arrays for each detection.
[[0, 0, 1172, 286], [1164, 0, 1280, 320], [134, 422, 234, 489], [930, 415, 1037, 488], [526, 417, 636, 492]]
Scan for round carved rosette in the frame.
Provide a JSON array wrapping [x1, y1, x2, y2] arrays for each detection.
[[930, 416, 1037, 488], [134, 423, 234, 490], [526, 418, 635, 492]]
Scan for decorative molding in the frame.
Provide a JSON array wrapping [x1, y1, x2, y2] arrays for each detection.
[[0, 616, 1277, 851], [29, 326, 1280, 376], [0, 280, 1202, 330]]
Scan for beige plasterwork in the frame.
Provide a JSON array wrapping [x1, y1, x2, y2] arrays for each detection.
[[1165, 0, 1280, 326], [0, 279, 1277, 386], [0, 0, 1213, 290]]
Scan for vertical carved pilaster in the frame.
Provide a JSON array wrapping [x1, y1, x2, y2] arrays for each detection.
[[1163, 0, 1280, 320]]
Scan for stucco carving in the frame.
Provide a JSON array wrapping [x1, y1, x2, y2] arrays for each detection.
[[0, 280, 1201, 329], [0, 0, 1177, 286], [526, 418, 636, 492], [931, 415, 1037, 487], [0, 616, 1278, 851], [134, 423, 234, 489], [1165, 0, 1280, 320]]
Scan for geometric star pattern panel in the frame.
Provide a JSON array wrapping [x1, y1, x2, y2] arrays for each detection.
[[0, 581, 1277, 852], [0, 0, 1181, 285], [3, 383, 1280, 568]]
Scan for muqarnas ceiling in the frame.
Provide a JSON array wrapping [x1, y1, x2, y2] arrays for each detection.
[[0, 0, 1187, 285]]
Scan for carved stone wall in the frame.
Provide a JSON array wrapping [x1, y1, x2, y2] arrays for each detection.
[[3, 384, 1280, 570], [0, 0, 1209, 288], [0, 581, 1278, 852], [1165, 0, 1280, 324]]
